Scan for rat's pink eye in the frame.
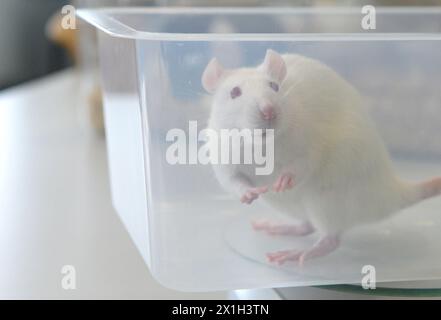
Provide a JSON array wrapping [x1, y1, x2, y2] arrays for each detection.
[[269, 81, 279, 92], [230, 86, 242, 99]]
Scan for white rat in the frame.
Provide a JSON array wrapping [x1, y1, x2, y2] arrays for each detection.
[[202, 49, 441, 265]]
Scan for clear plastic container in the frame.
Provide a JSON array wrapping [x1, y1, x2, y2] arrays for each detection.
[[78, 7, 441, 291]]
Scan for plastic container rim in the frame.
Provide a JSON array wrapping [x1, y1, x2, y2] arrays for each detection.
[[77, 6, 441, 41]]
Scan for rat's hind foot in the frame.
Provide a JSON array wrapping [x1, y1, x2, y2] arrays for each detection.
[[252, 219, 314, 236], [273, 173, 294, 192], [266, 234, 340, 266], [240, 186, 268, 204], [267, 250, 302, 265]]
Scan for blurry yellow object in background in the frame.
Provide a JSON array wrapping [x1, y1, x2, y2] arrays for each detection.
[[46, 12, 78, 62], [46, 10, 104, 134]]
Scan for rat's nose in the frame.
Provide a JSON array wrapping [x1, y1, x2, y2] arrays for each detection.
[[261, 104, 276, 121]]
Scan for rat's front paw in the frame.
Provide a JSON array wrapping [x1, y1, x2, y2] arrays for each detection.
[[240, 186, 268, 204], [273, 173, 295, 192]]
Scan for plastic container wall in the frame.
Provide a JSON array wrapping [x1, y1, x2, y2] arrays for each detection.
[[80, 8, 441, 291], [97, 31, 151, 267]]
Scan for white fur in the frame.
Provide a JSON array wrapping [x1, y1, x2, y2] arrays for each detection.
[[205, 52, 424, 235]]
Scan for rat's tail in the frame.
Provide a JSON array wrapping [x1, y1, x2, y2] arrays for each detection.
[[403, 177, 441, 208], [417, 177, 441, 201]]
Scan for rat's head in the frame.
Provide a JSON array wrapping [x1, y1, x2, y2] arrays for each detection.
[[202, 49, 287, 133]]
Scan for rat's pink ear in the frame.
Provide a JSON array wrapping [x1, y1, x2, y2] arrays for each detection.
[[261, 49, 287, 83], [202, 58, 225, 94]]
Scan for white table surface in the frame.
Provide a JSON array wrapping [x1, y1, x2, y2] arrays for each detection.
[[0, 70, 226, 299]]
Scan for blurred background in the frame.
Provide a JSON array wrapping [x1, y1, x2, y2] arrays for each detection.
[[1, 0, 441, 91], [0, 0, 71, 89]]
